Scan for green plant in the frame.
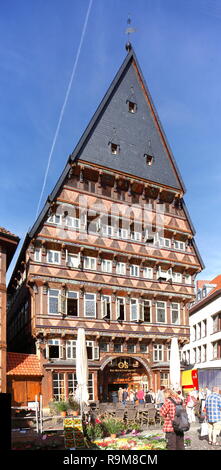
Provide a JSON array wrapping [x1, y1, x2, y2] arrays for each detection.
[[85, 423, 104, 441], [68, 396, 80, 412], [52, 400, 68, 413], [103, 418, 125, 436]]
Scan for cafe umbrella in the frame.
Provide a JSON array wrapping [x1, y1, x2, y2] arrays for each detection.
[[75, 328, 89, 415], [169, 337, 181, 391]]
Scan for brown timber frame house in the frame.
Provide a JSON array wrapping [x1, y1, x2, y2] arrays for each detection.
[[7, 45, 204, 408]]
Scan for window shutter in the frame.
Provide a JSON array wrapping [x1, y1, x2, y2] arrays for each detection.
[[167, 268, 172, 280], [101, 298, 108, 318], [59, 292, 67, 315], [139, 302, 144, 322], [116, 299, 120, 320]]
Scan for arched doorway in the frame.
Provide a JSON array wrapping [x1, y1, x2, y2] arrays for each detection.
[[98, 356, 152, 402]]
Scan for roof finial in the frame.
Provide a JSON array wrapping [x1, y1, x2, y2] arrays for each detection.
[[125, 16, 136, 51]]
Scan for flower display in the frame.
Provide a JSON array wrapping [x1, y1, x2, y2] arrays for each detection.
[[93, 435, 167, 450]]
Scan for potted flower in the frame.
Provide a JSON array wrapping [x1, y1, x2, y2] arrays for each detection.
[[103, 418, 125, 438], [53, 401, 68, 417], [68, 397, 80, 416]]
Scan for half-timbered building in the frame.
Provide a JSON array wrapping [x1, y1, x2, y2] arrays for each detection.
[[7, 45, 203, 408]]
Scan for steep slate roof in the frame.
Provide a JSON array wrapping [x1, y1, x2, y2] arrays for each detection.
[[7, 352, 43, 376], [70, 46, 185, 191]]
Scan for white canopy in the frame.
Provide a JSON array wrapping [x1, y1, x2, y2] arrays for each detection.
[[169, 337, 181, 391], [75, 328, 89, 414]]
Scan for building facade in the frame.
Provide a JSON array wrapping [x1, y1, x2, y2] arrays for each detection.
[[7, 46, 203, 408], [0, 227, 19, 393], [182, 276, 221, 389]]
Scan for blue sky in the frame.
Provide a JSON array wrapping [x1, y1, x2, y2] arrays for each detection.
[[1, 0, 221, 282]]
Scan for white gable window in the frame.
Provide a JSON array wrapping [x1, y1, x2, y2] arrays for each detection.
[[84, 293, 96, 318], [84, 257, 97, 270], [143, 267, 153, 279], [86, 341, 99, 360], [153, 344, 164, 362], [171, 302, 180, 324], [172, 272, 182, 283], [174, 240, 185, 251], [130, 265, 139, 277], [116, 262, 126, 275], [47, 250, 60, 265], [34, 248, 41, 262], [159, 237, 171, 248], [48, 289, 60, 315], [66, 340, 77, 359], [101, 259, 112, 273], [47, 214, 61, 225]]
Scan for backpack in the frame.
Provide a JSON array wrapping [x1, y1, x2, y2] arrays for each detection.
[[169, 398, 190, 433]]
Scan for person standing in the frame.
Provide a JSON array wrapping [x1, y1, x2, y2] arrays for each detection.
[[156, 387, 165, 409], [129, 388, 135, 404], [118, 387, 123, 403], [136, 388, 145, 404], [160, 388, 185, 450], [122, 387, 128, 406], [185, 392, 196, 424], [205, 386, 221, 447]]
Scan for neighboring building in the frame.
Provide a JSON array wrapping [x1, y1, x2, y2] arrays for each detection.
[[7, 352, 42, 406], [182, 276, 221, 389], [0, 227, 19, 393], [7, 45, 203, 408]]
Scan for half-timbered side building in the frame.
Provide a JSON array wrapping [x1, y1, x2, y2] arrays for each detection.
[[7, 46, 203, 408]]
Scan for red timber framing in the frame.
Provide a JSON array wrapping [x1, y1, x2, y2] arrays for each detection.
[[7, 46, 203, 409]]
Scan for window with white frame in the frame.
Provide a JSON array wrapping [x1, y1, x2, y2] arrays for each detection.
[[67, 373, 94, 401], [66, 252, 80, 268], [114, 343, 122, 353], [66, 340, 77, 359], [101, 295, 111, 320], [156, 301, 166, 323], [47, 214, 62, 225], [34, 247, 41, 262], [101, 259, 112, 273], [47, 339, 62, 359], [153, 344, 164, 362], [53, 373, 65, 401], [127, 344, 136, 353], [159, 237, 171, 248], [130, 298, 139, 321], [47, 250, 60, 265], [102, 225, 114, 237], [130, 265, 139, 277], [140, 344, 148, 353], [160, 372, 169, 387], [184, 274, 192, 285], [48, 289, 60, 314], [116, 297, 125, 321], [116, 262, 126, 275], [117, 228, 128, 239], [143, 300, 151, 322], [84, 257, 97, 270], [86, 341, 99, 360], [174, 240, 185, 251], [171, 303, 180, 324], [84, 293, 96, 318], [131, 231, 142, 241], [143, 267, 153, 279], [202, 344, 207, 362], [67, 291, 78, 316], [65, 216, 80, 229], [100, 343, 109, 353], [172, 272, 182, 283]]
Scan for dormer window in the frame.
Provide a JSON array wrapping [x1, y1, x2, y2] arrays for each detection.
[[144, 154, 153, 166], [128, 100, 137, 113], [110, 142, 120, 155]]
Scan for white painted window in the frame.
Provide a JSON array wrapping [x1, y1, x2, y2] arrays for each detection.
[[67, 291, 78, 317], [143, 267, 153, 279], [101, 295, 111, 320], [101, 259, 112, 273], [153, 344, 164, 362], [86, 341, 99, 360], [84, 257, 97, 270], [116, 262, 126, 275], [53, 373, 65, 401], [130, 264, 139, 277], [65, 217, 80, 229], [84, 293, 96, 318], [174, 240, 185, 251], [34, 248, 41, 262], [48, 289, 60, 314], [184, 274, 192, 285], [117, 228, 128, 239], [131, 298, 139, 321], [47, 339, 62, 359], [159, 237, 171, 248], [102, 225, 114, 236], [171, 302, 180, 324], [66, 252, 80, 268], [47, 250, 60, 265], [116, 297, 125, 321], [47, 214, 61, 225], [172, 272, 182, 283], [127, 344, 136, 353], [156, 301, 166, 323], [66, 340, 77, 359], [131, 231, 142, 241]]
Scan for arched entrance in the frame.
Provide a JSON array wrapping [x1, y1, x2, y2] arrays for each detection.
[[98, 356, 152, 402]]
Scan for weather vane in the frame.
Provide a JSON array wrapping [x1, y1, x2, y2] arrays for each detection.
[[125, 16, 136, 51]]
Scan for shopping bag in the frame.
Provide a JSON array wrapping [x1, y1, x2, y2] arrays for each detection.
[[201, 421, 208, 437]]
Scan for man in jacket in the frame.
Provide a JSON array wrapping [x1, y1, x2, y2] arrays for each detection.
[[205, 386, 221, 446]]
